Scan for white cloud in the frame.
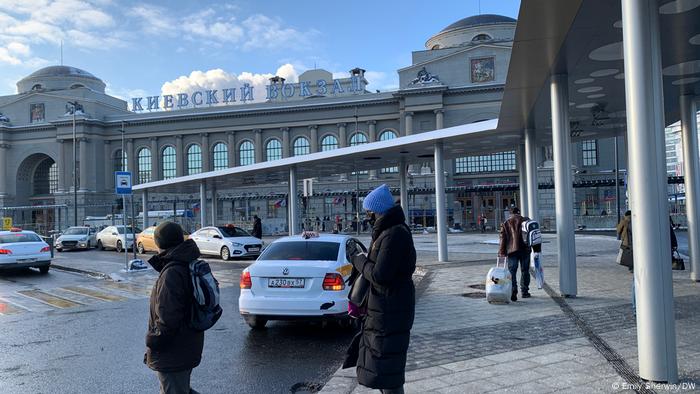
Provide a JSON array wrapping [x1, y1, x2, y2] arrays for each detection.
[[0, 46, 21, 64], [181, 8, 243, 44], [6, 41, 29, 56], [128, 4, 175, 36], [240, 14, 319, 50], [156, 64, 301, 110]]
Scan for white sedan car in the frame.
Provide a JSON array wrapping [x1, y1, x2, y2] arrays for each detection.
[[238, 233, 366, 329], [96, 225, 141, 252], [190, 226, 263, 260], [0, 229, 52, 274], [54, 226, 97, 251]]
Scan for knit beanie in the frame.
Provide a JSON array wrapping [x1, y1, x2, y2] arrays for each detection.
[[363, 184, 395, 214], [154, 221, 185, 250]]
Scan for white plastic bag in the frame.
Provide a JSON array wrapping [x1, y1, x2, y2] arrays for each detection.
[[486, 257, 512, 303], [530, 252, 544, 289]]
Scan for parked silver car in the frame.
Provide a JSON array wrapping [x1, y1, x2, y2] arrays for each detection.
[[96, 225, 141, 253], [54, 226, 97, 251], [190, 226, 263, 260]]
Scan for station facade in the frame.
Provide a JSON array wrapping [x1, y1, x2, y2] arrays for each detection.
[[0, 14, 626, 234]]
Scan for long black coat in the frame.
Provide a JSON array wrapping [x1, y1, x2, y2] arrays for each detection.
[[351, 205, 416, 389]]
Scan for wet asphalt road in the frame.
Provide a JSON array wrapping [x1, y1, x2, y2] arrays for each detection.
[[0, 262, 355, 393]]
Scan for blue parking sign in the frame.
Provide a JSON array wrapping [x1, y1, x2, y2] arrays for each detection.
[[115, 171, 132, 195]]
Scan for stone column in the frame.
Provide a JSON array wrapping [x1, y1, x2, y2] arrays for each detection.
[[405, 112, 414, 136], [127, 138, 135, 178], [281, 127, 290, 159], [338, 123, 347, 148], [434, 141, 447, 262], [309, 125, 319, 153], [227, 132, 235, 167], [103, 140, 111, 192], [59, 139, 67, 193], [368, 120, 378, 180], [517, 144, 529, 216], [525, 128, 540, 221], [0, 143, 8, 196], [150, 137, 159, 182], [434, 109, 444, 130], [254, 129, 263, 163], [680, 95, 700, 282], [201, 133, 210, 172], [79, 137, 88, 192], [175, 135, 184, 177]]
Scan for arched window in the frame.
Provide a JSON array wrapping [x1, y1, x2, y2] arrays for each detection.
[[431, 44, 441, 50], [293, 137, 310, 156], [349, 132, 368, 146], [162, 147, 176, 180], [239, 141, 255, 166], [33, 158, 55, 195], [266, 139, 282, 161], [187, 144, 202, 175], [212, 143, 228, 170], [113, 149, 127, 172], [472, 33, 492, 42], [321, 135, 338, 151], [31, 84, 43, 91], [350, 133, 369, 174], [379, 130, 399, 173], [137, 148, 152, 184]]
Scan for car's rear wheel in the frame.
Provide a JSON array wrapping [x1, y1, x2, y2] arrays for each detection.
[[97, 240, 104, 251], [116, 240, 123, 253], [244, 315, 267, 329], [220, 246, 230, 261], [137, 243, 145, 254], [38, 265, 50, 274]]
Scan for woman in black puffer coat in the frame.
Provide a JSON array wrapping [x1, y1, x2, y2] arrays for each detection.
[[350, 184, 416, 393]]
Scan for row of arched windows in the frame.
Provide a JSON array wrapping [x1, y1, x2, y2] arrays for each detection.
[[116, 130, 399, 183]]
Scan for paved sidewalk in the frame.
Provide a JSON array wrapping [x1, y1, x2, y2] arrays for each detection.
[[321, 233, 700, 393]]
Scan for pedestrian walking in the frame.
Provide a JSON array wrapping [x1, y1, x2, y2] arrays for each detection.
[[498, 207, 531, 302], [479, 213, 488, 233], [616, 211, 633, 271], [252, 215, 262, 239], [145, 222, 204, 394], [345, 184, 416, 394]]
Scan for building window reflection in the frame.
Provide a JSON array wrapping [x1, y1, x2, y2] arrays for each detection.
[[321, 135, 338, 151], [455, 151, 516, 174], [187, 144, 202, 175], [239, 141, 255, 166], [293, 137, 310, 156], [379, 130, 398, 173], [266, 139, 282, 161], [582, 140, 598, 167], [213, 143, 228, 170], [162, 146, 176, 180], [137, 147, 152, 184]]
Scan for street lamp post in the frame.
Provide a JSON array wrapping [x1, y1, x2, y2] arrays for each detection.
[[67, 101, 79, 226]]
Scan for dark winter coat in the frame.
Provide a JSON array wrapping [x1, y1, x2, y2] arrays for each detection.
[[252, 218, 262, 239], [350, 205, 416, 389], [498, 214, 529, 256], [145, 239, 204, 373], [616, 213, 633, 268]]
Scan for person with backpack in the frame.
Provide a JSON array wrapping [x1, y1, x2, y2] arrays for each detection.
[[498, 207, 531, 302], [145, 221, 205, 394], [344, 184, 416, 394]]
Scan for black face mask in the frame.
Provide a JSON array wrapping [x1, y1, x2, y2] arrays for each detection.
[[367, 212, 376, 222]]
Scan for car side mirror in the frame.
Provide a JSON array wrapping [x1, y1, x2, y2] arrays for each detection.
[[213, 235, 222, 239]]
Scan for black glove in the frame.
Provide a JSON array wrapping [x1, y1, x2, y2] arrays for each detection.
[[346, 242, 359, 259]]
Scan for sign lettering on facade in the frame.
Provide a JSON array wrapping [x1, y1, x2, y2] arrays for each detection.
[[130, 76, 364, 112]]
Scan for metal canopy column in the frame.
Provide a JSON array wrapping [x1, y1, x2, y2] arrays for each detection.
[[681, 95, 700, 281], [399, 158, 409, 223], [142, 190, 149, 229], [550, 74, 577, 297], [622, 0, 678, 382], [199, 181, 206, 229], [517, 144, 529, 216], [288, 166, 298, 236], [525, 128, 539, 221], [434, 141, 448, 262]]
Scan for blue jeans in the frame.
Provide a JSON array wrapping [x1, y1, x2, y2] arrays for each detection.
[[507, 250, 530, 294]]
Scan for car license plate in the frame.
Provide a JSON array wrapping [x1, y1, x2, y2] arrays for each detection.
[[248, 247, 260, 252], [268, 278, 304, 288]]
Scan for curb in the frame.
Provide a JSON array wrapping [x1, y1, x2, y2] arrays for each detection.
[[51, 264, 111, 280]]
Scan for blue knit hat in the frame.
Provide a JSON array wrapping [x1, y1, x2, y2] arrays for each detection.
[[363, 184, 395, 214]]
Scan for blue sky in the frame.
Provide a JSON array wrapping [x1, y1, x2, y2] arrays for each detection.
[[0, 0, 520, 102]]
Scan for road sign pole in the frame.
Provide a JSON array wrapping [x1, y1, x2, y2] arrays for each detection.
[[123, 194, 128, 270]]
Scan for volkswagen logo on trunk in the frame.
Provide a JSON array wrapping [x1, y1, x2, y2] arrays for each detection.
[[282, 267, 289, 276]]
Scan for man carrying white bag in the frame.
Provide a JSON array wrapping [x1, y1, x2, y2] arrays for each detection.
[[486, 257, 513, 303]]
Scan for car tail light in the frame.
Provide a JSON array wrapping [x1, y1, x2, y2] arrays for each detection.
[[323, 273, 345, 291], [40, 246, 50, 253], [0, 249, 11, 255], [240, 271, 252, 289]]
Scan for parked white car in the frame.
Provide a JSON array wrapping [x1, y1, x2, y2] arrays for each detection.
[[238, 233, 366, 329], [54, 226, 97, 251], [96, 225, 141, 252], [0, 229, 52, 274], [190, 226, 263, 260]]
